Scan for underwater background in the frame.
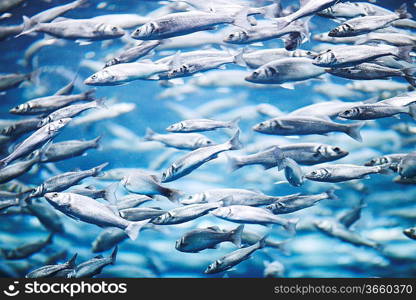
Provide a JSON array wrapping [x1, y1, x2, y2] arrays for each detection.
[[1, 0, 416, 278]]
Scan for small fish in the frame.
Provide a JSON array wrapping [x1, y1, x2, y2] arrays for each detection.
[[166, 118, 239, 133], [403, 227, 416, 240], [73, 247, 118, 278], [328, 4, 412, 37], [0, 234, 53, 260], [44, 192, 148, 240], [211, 204, 298, 234], [30, 162, 108, 198], [39, 136, 101, 163], [0, 118, 42, 138], [252, 116, 364, 142], [151, 202, 222, 225], [266, 190, 338, 214], [119, 207, 166, 221], [0, 151, 40, 184], [131, 8, 251, 40], [105, 40, 161, 67], [92, 228, 128, 253], [26, 253, 77, 278], [115, 194, 153, 210], [0, 71, 38, 91], [365, 153, 407, 172], [338, 103, 416, 121], [175, 224, 244, 253], [241, 48, 316, 69], [121, 170, 183, 202], [10, 90, 95, 115], [161, 129, 241, 182], [0, 118, 71, 168], [305, 164, 390, 183], [0, 0, 25, 14], [281, 157, 304, 187], [26, 200, 64, 233], [204, 236, 266, 274], [144, 128, 214, 150]]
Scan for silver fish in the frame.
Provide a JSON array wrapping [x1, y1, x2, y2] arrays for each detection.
[[252, 116, 364, 142], [0, 118, 71, 168], [105, 40, 161, 67], [161, 129, 241, 182], [338, 103, 416, 120], [119, 207, 166, 221], [0, 118, 41, 138], [91, 228, 128, 253], [10, 90, 95, 115], [144, 128, 214, 150], [131, 8, 251, 40], [175, 224, 244, 253], [204, 236, 266, 274], [151, 202, 222, 225], [397, 152, 416, 178], [305, 164, 390, 182], [0, 151, 40, 184], [0, 71, 38, 91], [0, 0, 25, 13], [39, 137, 101, 163], [73, 247, 117, 278], [266, 190, 337, 214], [26, 200, 64, 233], [241, 48, 316, 69], [26, 254, 77, 278], [44, 192, 148, 240], [211, 205, 298, 234], [1, 234, 53, 260], [121, 170, 183, 202]]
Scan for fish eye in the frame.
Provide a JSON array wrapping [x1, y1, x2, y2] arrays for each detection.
[[252, 71, 259, 78], [52, 193, 58, 198], [333, 147, 340, 152], [91, 75, 97, 79], [206, 140, 212, 144], [111, 26, 118, 32], [229, 33, 234, 38]]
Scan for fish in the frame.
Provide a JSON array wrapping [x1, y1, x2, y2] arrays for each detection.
[[211, 204, 298, 234], [0, 0, 25, 13], [166, 117, 239, 133], [0, 118, 71, 168], [30, 162, 108, 198], [204, 236, 266, 274], [397, 152, 416, 178], [161, 129, 241, 182], [131, 8, 251, 40], [338, 103, 416, 120], [0, 234, 53, 260], [120, 170, 183, 202], [144, 128, 214, 150], [119, 207, 167, 221], [403, 227, 416, 240], [305, 164, 390, 182], [26, 253, 77, 278], [10, 90, 96, 115], [73, 247, 118, 278], [26, 200, 64, 233], [241, 48, 316, 69], [175, 224, 244, 253], [0, 71, 39, 91], [0, 151, 40, 184], [265, 190, 338, 214], [365, 153, 407, 172], [91, 228, 128, 253], [105, 40, 161, 67], [151, 202, 223, 225], [44, 192, 149, 240], [252, 116, 364, 142]]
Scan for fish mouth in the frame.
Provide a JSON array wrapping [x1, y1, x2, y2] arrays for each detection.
[[83, 77, 95, 85]]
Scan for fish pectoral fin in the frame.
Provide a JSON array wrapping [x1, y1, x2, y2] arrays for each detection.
[[276, 120, 295, 130], [280, 83, 295, 90], [75, 39, 93, 46]]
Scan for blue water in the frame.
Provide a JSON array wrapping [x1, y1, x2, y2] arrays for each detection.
[[1, 0, 416, 278]]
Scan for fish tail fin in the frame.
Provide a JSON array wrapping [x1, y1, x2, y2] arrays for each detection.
[[408, 104, 416, 120], [396, 3, 412, 19], [92, 162, 109, 176], [16, 16, 37, 37], [227, 155, 243, 172], [227, 129, 242, 150], [229, 116, 241, 129], [110, 246, 118, 264], [233, 50, 246, 67], [232, 7, 251, 31], [230, 224, 244, 247], [274, 16, 291, 30], [257, 235, 268, 249], [125, 219, 149, 240], [345, 122, 365, 142], [103, 182, 119, 205], [67, 253, 78, 268], [92, 135, 102, 148], [83, 88, 96, 101], [95, 98, 107, 109], [28, 68, 41, 85], [284, 218, 298, 236], [144, 127, 155, 141], [402, 67, 416, 87], [395, 46, 413, 63], [325, 189, 339, 201], [164, 187, 183, 203], [272, 146, 286, 171]]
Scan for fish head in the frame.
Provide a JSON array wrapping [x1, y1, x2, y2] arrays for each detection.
[[305, 168, 330, 180], [210, 207, 232, 218], [46, 118, 71, 134], [84, 69, 118, 86], [204, 259, 223, 274], [314, 50, 336, 66], [181, 193, 206, 205], [151, 211, 171, 225], [168, 64, 190, 78], [166, 122, 184, 132], [161, 164, 177, 182], [196, 137, 214, 148], [365, 156, 389, 167], [325, 145, 349, 160], [252, 121, 269, 132], [245, 70, 263, 83], [175, 236, 187, 250], [403, 228, 416, 239], [9, 103, 30, 114], [131, 22, 159, 39], [313, 219, 333, 233], [38, 117, 51, 128], [338, 107, 360, 119], [223, 30, 248, 43], [92, 23, 125, 38], [328, 23, 354, 37], [44, 192, 71, 208]]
